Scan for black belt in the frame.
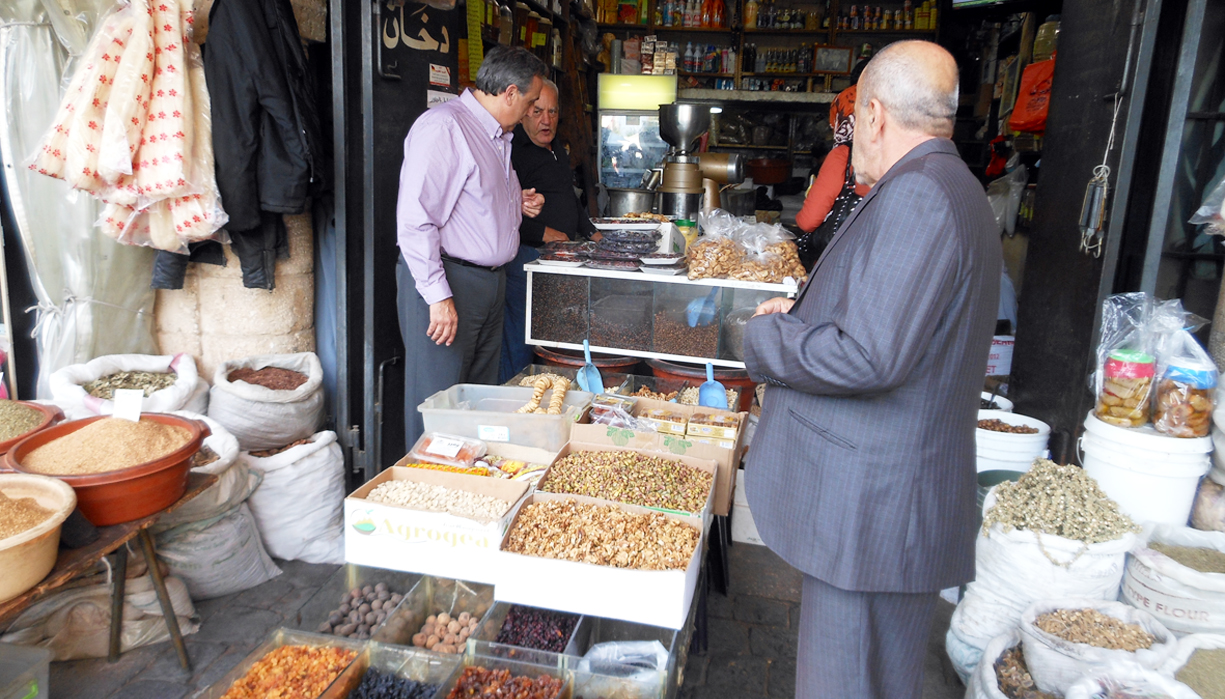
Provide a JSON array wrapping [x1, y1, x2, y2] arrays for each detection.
[[441, 253, 504, 273]]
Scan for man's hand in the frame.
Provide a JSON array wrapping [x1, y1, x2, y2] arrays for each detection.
[[522, 189, 545, 218], [427, 298, 459, 346], [754, 297, 795, 316], [542, 227, 568, 243]]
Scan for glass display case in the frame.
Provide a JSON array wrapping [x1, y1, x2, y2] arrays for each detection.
[[525, 263, 799, 368], [599, 112, 670, 188]]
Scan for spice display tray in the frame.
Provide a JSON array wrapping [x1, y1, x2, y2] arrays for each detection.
[[470, 601, 585, 657], [436, 654, 571, 699], [371, 575, 496, 655], [495, 492, 704, 630], [195, 628, 367, 699], [293, 564, 422, 637], [344, 466, 533, 584], [418, 384, 594, 452], [342, 643, 461, 698]]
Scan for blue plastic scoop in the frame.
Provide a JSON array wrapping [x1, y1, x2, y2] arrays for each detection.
[[686, 287, 719, 328], [576, 340, 604, 394], [697, 363, 729, 409]]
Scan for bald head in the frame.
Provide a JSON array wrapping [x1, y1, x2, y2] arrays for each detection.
[[858, 41, 958, 138]]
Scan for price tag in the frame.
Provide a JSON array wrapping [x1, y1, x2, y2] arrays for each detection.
[[477, 425, 510, 443], [423, 435, 465, 459], [112, 389, 144, 423]]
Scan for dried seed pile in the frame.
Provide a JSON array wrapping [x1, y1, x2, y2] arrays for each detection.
[[653, 311, 719, 357], [1150, 542, 1225, 574], [411, 611, 477, 654], [219, 645, 357, 699], [978, 419, 1039, 434], [540, 450, 712, 513], [316, 583, 404, 640], [82, 370, 177, 399], [629, 386, 678, 401], [994, 647, 1058, 699], [1034, 608, 1154, 651], [0, 401, 44, 442], [982, 459, 1139, 543], [678, 386, 738, 408], [227, 366, 308, 391], [445, 667, 562, 699], [22, 418, 193, 475], [1175, 649, 1225, 699], [495, 605, 579, 653], [0, 490, 54, 539], [351, 669, 437, 699], [505, 499, 699, 570], [366, 480, 509, 522], [250, 438, 312, 458]]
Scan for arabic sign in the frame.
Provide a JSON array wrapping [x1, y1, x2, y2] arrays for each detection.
[[382, 1, 451, 54]]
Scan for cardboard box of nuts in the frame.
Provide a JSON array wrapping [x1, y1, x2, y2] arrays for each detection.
[[495, 492, 704, 629], [572, 398, 747, 517], [344, 466, 533, 585]]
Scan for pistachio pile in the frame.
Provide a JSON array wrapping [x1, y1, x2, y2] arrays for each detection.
[[982, 459, 1139, 543], [540, 450, 712, 513]]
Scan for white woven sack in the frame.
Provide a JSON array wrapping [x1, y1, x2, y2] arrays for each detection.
[[964, 630, 1021, 699], [1122, 525, 1225, 635], [152, 411, 248, 530], [1158, 632, 1225, 677], [946, 488, 1136, 681], [154, 502, 282, 600], [49, 353, 200, 420], [244, 430, 345, 564], [1192, 477, 1225, 532], [208, 353, 324, 450], [183, 380, 209, 414], [1019, 598, 1178, 695], [1064, 661, 1199, 699]]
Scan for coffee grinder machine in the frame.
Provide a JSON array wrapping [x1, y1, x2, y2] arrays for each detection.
[[657, 103, 744, 220]]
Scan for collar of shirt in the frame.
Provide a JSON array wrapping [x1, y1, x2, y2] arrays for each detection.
[[460, 89, 514, 145]]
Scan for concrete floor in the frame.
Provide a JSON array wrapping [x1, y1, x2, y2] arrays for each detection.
[[48, 545, 966, 699]]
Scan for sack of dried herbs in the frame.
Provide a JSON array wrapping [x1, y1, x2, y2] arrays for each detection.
[[49, 353, 201, 420], [1122, 525, 1225, 636]]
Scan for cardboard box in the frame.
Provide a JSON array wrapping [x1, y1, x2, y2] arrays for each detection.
[[344, 467, 531, 585], [574, 397, 747, 517], [537, 442, 717, 523], [638, 407, 688, 435], [686, 411, 742, 441], [495, 492, 704, 629]]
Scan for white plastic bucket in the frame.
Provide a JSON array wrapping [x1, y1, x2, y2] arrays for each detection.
[[1079, 412, 1212, 526], [976, 452, 1039, 474], [976, 410, 1050, 470], [981, 392, 1014, 412]]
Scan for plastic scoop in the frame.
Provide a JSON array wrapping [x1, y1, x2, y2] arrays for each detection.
[[697, 363, 729, 410], [576, 340, 604, 394], [686, 287, 719, 328]]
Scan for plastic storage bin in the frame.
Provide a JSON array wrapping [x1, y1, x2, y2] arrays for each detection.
[[530, 274, 589, 344], [652, 286, 721, 358], [341, 642, 460, 696], [566, 617, 681, 699], [0, 643, 50, 699], [437, 654, 570, 699], [292, 564, 421, 636], [372, 575, 496, 653], [196, 629, 366, 699], [418, 384, 593, 452], [470, 602, 584, 656]]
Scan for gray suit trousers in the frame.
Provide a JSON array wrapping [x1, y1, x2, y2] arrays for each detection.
[[798, 575, 937, 699], [397, 256, 506, 448]]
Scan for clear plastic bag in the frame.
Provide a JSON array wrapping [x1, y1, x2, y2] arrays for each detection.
[[1094, 293, 1157, 427], [576, 640, 670, 679], [1190, 174, 1225, 236], [1152, 329, 1217, 438]]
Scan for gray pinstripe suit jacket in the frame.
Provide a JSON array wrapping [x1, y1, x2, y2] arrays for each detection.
[[743, 138, 1001, 593]]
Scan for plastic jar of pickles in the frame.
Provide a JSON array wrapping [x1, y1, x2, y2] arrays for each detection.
[[1095, 349, 1155, 428], [1153, 364, 1216, 438]]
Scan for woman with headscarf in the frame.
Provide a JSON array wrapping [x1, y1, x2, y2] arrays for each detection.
[[794, 84, 871, 268]]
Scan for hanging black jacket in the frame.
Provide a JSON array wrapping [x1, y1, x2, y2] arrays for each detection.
[[152, 0, 325, 290]]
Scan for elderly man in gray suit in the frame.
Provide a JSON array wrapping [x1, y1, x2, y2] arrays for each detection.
[[743, 41, 1000, 698]]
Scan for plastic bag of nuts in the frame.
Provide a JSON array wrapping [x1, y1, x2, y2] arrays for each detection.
[[1151, 329, 1218, 438], [686, 236, 742, 280]]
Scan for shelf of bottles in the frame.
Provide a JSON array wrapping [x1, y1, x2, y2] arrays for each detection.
[[475, 0, 567, 68]]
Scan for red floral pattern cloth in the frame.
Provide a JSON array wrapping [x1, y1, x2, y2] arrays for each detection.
[[30, 0, 226, 252]]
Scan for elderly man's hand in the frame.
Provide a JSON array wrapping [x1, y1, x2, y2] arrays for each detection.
[[427, 298, 459, 346], [542, 227, 568, 243], [754, 297, 795, 316], [522, 189, 545, 218]]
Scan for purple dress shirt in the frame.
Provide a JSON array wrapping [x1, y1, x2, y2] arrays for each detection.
[[396, 89, 523, 305]]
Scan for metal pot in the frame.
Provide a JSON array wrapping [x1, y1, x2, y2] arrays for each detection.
[[606, 188, 657, 217]]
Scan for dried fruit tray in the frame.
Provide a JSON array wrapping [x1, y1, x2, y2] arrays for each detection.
[[195, 628, 367, 699]]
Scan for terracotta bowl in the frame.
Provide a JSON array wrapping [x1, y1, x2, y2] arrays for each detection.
[[3, 414, 210, 526], [0, 402, 65, 457]]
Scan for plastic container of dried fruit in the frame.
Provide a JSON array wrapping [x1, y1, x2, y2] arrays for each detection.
[[341, 643, 461, 699], [418, 385, 594, 452], [469, 603, 586, 659], [292, 564, 422, 638], [0, 473, 76, 603], [408, 432, 488, 469], [565, 615, 680, 697], [4, 414, 209, 526], [435, 654, 571, 699], [0, 641, 50, 699], [372, 575, 497, 655], [195, 628, 367, 699]]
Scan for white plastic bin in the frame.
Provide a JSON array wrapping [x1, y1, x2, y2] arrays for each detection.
[[418, 384, 594, 452], [976, 409, 1049, 473], [1079, 412, 1212, 526]]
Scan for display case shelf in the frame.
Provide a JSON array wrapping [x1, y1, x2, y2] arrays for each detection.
[[525, 263, 800, 369]]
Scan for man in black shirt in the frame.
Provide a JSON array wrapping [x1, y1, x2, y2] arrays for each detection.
[[499, 79, 597, 382]]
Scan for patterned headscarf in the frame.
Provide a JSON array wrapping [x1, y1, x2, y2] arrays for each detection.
[[830, 85, 857, 146]]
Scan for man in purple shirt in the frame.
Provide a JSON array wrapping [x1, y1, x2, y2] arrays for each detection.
[[396, 46, 548, 444]]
